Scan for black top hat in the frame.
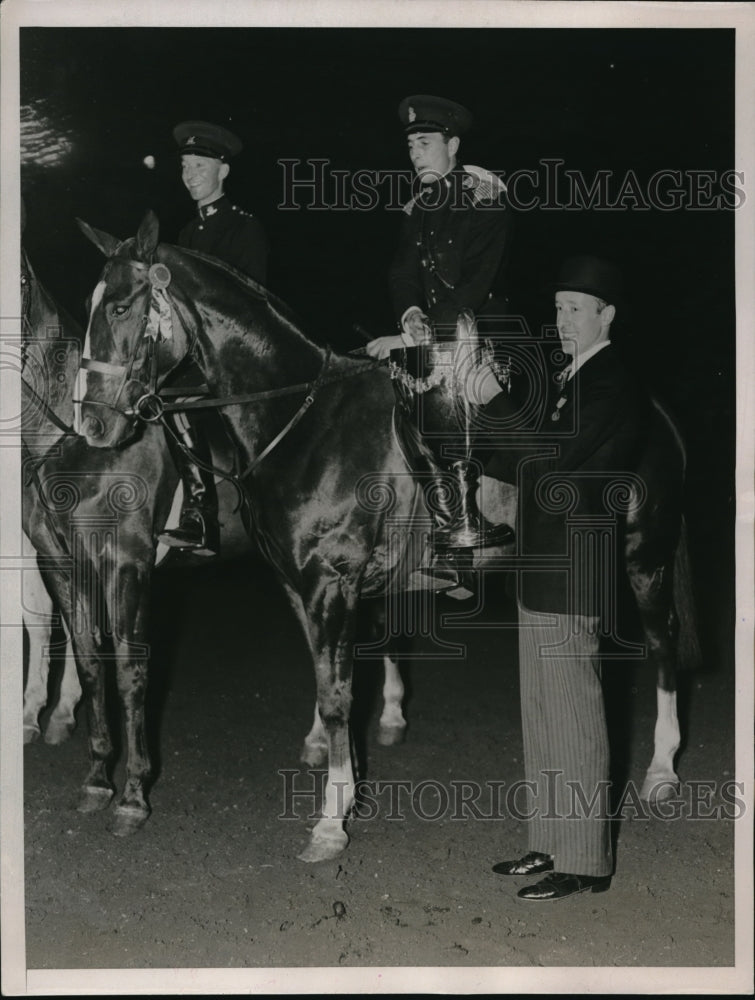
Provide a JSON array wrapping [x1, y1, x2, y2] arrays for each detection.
[[398, 95, 473, 136], [552, 255, 624, 307], [173, 120, 243, 160]]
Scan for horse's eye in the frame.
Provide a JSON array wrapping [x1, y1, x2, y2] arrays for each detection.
[[112, 304, 130, 317]]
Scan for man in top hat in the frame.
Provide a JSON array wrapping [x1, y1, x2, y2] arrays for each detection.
[[470, 255, 652, 900], [366, 94, 512, 359], [159, 120, 269, 556]]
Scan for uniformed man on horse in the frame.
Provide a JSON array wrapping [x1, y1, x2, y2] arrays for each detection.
[[159, 120, 268, 555], [366, 94, 512, 359]]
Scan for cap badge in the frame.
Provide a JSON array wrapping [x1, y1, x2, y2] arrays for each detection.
[[186, 136, 196, 145], [408, 106, 416, 122]]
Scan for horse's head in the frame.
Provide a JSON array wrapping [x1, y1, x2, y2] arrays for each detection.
[[76, 211, 193, 448]]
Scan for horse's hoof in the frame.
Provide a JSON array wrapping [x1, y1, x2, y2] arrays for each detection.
[[110, 805, 150, 837], [377, 724, 406, 747], [297, 829, 349, 863], [300, 742, 328, 768], [77, 785, 114, 813], [44, 721, 76, 745], [23, 725, 41, 745], [640, 777, 681, 803]]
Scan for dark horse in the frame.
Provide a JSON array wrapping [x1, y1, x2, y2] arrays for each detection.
[[20, 248, 181, 778], [21, 245, 410, 817], [76, 212, 698, 862], [20, 247, 271, 747], [21, 248, 82, 743]]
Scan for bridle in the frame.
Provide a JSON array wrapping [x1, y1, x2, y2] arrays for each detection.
[[77, 254, 383, 483], [20, 251, 80, 486], [77, 259, 183, 425]]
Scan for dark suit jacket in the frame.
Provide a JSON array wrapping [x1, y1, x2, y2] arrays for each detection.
[[485, 344, 652, 615], [389, 166, 512, 329]]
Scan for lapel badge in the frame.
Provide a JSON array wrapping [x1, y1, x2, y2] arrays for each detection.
[[206, 204, 217, 216]]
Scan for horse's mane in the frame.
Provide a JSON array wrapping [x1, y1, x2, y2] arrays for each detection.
[[114, 236, 358, 363], [165, 243, 309, 337], [22, 247, 84, 345]]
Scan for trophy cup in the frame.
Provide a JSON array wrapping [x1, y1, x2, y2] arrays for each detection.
[[389, 310, 514, 551]]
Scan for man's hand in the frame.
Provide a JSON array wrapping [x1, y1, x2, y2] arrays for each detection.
[[365, 335, 404, 360], [402, 308, 432, 345]]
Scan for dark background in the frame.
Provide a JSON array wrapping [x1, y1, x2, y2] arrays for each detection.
[[19, 26, 736, 659]]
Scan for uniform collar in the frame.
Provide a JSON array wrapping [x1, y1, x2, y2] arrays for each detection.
[[197, 195, 228, 221], [418, 164, 463, 195]]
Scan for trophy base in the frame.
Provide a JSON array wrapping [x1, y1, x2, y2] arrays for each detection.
[[433, 517, 514, 551]]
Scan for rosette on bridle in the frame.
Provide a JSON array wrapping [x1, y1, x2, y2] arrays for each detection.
[[144, 263, 173, 341]]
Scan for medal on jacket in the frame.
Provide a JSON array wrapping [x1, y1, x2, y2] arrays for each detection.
[[551, 395, 567, 421]]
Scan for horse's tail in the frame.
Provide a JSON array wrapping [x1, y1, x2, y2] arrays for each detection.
[[674, 515, 702, 671]]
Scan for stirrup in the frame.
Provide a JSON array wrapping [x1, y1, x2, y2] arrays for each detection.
[[158, 509, 219, 557]]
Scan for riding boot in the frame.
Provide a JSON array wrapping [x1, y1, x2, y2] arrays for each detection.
[[159, 425, 220, 557], [432, 460, 514, 551]]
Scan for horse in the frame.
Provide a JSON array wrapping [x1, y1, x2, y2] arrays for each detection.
[[20, 242, 407, 835], [21, 248, 82, 744], [75, 211, 699, 862]]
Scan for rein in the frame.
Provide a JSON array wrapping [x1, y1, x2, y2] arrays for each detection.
[[79, 255, 387, 487]]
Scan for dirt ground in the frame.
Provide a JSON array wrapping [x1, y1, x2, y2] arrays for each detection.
[[19, 549, 739, 980]]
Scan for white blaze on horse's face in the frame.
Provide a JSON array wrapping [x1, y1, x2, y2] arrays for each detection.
[[74, 279, 107, 434]]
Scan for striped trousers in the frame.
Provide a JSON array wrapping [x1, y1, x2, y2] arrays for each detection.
[[518, 602, 613, 877]]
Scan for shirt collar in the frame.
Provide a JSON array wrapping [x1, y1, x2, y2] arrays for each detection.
[[564, 339, 611, 381]]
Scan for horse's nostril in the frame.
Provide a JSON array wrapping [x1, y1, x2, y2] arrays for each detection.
[[82, 414, 104, 439]]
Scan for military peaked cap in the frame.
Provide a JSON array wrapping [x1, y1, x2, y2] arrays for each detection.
[[173, 120, 243, 160], [398, 95, 473, 136]]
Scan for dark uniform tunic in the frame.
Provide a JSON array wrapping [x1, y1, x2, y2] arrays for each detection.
[[389, 165, 512, 330], [178, 194, 268, 284]]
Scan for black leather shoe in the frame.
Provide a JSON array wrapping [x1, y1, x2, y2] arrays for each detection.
[[517, 871, 611, 901], [159, 508, 219, 557], [492, 851, 554, 877]]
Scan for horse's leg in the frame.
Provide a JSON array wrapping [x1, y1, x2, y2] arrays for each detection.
[[626, 547, 681, 802], [377, 653, 406, 746], [285, 579, 357, 863], [642, 683, 681, 801], [109, 559, 154, 837], [302, 652, 405, 761], [44, 622, 82, 745], [71, 586, 117, 813], [363, 602, 407, 746], [36, 558, 116, 811], [301, 702, 328, 767], [22, 540, 55, 743]]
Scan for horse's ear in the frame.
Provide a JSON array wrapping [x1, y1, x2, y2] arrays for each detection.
[[135, 211, 160, 261], [76, 218, 120, 258]]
